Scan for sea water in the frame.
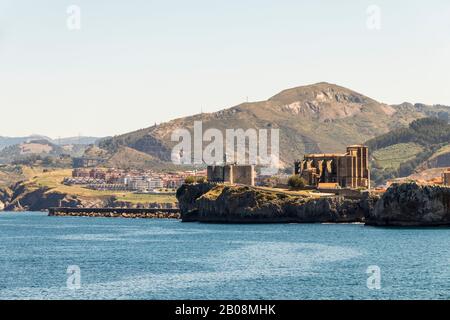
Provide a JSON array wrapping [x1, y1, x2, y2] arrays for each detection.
[[0, 212, 449, 300]]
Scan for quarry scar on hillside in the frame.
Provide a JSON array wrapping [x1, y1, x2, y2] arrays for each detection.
[[170, 121, 279, 174]]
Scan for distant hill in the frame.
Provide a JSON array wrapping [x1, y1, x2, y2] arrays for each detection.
[[366, 118, 450, 186], [0, 135, 50, 150], [99, 82, 450, 168], [105, 146, 180, 171], [55, 136, 100, 145], [0, 135, 100, 151], [0, 139, 87, 166]]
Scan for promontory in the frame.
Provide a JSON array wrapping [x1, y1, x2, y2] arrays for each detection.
[[176, 182, 450, 227]]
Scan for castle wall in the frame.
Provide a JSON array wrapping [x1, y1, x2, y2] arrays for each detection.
[[207, 164, 255, 186], [233, 165, 255, 186]]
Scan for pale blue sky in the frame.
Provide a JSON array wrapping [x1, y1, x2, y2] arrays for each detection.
[[1, 0, 450, 137]]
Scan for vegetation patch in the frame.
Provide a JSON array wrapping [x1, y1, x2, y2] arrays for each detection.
[[372, 143, 424, 170], [367, 118, 450, 185]]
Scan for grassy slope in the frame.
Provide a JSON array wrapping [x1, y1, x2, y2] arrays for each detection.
[[367, 118, 450, 185], [201, 184, 319, 202], [0, 165, 42, 186], [372, 143, 424, 170]]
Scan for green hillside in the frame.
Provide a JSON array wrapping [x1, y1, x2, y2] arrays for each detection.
[[366, 118, 450, 185], [372, 143, 424, 170]]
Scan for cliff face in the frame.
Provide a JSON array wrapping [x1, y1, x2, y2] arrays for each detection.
[[1, 179, 175, 212], [4, 183, 83, 212], [367, 183, 450, 226], [176, 183, 216, 214], [2, 181, 106, 212], [0, 187, 12, 210], [177, 184, 377, 223]]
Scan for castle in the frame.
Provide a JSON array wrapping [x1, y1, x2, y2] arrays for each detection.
[[207, 164, 256, 186], [294, 145, 370, 189]]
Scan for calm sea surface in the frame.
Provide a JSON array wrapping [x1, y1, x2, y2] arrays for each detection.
[[0, 212, 449, 300]]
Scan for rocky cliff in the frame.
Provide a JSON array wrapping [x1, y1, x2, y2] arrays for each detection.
[[177, 184, 377, 223], [3, 182, 86, 211], [367, 183, 450, 226], [0, 186, 11, 210], [1, 181, 173, 212], [178, 183, 450, 226]]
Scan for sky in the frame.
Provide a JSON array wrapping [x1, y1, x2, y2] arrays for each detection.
[[0, 0, 450, 138]]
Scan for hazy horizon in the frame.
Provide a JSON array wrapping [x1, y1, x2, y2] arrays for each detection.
[[1, 0, 450, 138]]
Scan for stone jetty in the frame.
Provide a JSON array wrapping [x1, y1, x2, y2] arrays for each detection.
[[48, 207, 180, 219]]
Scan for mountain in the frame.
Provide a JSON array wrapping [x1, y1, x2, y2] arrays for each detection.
[[0, 135, 100, 151], [366, 117, 450, 186], [99, 82, 450, 168], [0, 139, 87, 165], [55, 136, 100, 145], [0, 135, 50, 150]]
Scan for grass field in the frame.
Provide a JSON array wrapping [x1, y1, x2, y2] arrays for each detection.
[[254, 186, 318, 197], [26, 168, 177, 204], [372, 143, 424, 170]]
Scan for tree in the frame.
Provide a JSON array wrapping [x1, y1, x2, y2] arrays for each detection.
[[184, 176, 195, 184], [196, 176, 206, 184], [288, 175, 306, 190]]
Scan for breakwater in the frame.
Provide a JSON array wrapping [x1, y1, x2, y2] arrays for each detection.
[[48, 207, 180, 219]]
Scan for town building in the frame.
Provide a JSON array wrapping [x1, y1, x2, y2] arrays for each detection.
[[126, 176, 149, 192], [72, 168, 90, 178], [294, 145, 370, 189], [69, 167, 196, 191], [443, 169, 450, 186], [207, 164, 255, 186], [72, 157, 103, 168], [164, 177, 185, 189], [148, 178, 164, 190]]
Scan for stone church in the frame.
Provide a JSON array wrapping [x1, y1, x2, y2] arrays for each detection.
[[294, 145, 370, 189]]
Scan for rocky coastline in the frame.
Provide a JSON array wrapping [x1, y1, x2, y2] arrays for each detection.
[[3, 180, 450, 226], [366, 183, 450, 227], [177, 182, 450, 227], [0, 182, 176, 213], [177, 183, 377, 224]]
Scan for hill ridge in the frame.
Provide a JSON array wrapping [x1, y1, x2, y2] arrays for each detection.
[[97, 82, 450, 169]]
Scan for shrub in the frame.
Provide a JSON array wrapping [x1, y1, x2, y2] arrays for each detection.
[[184, 176, 195, 184], [196, 176, 206, 184], [288, 175, 306, 190]]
